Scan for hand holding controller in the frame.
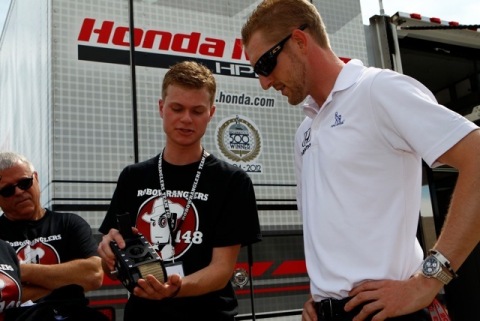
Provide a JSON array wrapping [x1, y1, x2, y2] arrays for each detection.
[[110, 213, 167, 292]]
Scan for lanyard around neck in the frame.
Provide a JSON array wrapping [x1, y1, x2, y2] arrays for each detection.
[[157, 148, 207, 243]]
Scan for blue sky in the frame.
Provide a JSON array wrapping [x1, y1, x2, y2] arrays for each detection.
[[360, 0, 479, 25], [0, 0, 9, 34]]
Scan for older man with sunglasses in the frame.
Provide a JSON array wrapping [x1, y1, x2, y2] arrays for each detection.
[[0, 151, 104, 305], [242, 1, 480, 321]]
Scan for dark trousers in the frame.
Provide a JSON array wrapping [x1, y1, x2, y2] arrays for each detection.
[[315, 298, 430, 321]]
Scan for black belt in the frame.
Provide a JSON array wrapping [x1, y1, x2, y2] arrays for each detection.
[[314, 297, 430, 321], [315, 297, 353, 321]]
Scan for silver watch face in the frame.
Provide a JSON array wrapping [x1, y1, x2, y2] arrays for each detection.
[[423, 256, 441, 276]]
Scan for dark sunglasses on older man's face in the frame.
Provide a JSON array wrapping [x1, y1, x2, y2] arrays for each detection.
[[254, 24, 308, 77], [0, 177, 34, 198]]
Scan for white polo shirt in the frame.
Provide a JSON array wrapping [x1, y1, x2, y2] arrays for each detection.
[[294, 59, 478, 301]]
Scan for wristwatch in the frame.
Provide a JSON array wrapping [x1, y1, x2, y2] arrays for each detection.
[[421, 249, 457, 285]]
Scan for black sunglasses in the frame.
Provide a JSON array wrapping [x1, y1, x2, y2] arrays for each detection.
[[0, 177, 34, 198], [254, 24, 308, 77]]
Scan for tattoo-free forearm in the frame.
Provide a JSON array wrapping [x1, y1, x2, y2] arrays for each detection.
[[20, 256, 104, 291]]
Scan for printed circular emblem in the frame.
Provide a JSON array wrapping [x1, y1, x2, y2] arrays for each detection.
[[0, 270, 21, 305], [215, 115, 262, 162], [17, 242, 60, 264], [136, 196, 199, 261]]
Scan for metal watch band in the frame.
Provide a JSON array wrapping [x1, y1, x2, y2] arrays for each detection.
[[429, 249, 458, 279]]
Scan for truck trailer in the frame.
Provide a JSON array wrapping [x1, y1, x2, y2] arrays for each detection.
[[367, 11, 480, 321]]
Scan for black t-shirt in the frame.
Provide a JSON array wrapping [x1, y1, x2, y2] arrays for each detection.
[[100, 153, 262, 321], [0, 239, 22, 318], [0, 210, 99, 319], [0, 210, 98, 264]]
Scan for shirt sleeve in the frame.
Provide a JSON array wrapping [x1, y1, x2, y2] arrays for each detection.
[[370, 69, 478, 167], [64, 213, 100, 259], [212, 169, 262, 247]]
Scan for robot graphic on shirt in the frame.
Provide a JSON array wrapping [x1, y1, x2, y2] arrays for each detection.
[[137, 196, 200, 260]]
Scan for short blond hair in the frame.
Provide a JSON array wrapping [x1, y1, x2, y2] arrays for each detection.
[[241, 0, 330, 49], [162, 61, 216, 106]]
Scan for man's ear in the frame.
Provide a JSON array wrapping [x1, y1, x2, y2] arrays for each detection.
[[292, 28, 307, 51], [159, 99, 164, 118], [209, 105, 216, 119]]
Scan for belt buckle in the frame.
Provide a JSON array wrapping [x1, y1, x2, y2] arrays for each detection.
[[319, 298, 334, 319]]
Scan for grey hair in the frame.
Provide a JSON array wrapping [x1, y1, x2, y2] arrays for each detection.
[[0, 151, 35, 172]]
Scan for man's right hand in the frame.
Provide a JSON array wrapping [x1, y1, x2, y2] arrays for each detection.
[[302, 296, 318, 321], [97, 228, 124, 274]]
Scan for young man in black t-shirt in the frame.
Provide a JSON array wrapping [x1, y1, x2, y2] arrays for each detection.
[[97, 61, 262, 321]]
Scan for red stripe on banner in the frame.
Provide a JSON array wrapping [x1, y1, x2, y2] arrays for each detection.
[[235, 261, 273, 277], [102, 276, 121, 286], [89, 298, 128, 306], [272, 260, 307, 276]]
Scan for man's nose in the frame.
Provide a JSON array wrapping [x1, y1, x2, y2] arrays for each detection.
[[180, 111, 193, 122], [259, 75, 273, 90]]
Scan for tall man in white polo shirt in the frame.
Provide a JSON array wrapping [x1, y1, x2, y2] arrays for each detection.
[[241, 0, 480, 320]]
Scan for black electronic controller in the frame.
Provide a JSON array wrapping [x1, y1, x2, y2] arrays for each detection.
[[110, 213, 167, 292]]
